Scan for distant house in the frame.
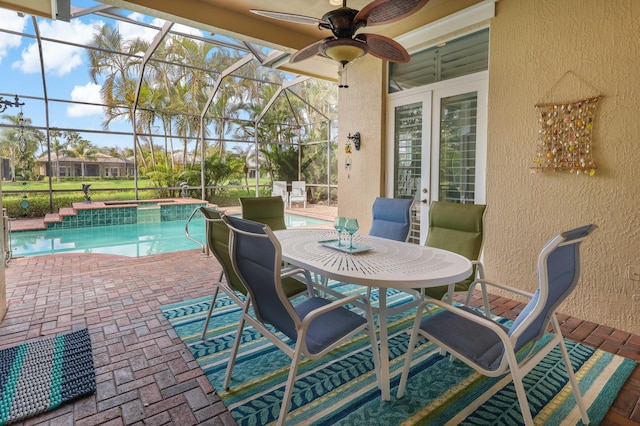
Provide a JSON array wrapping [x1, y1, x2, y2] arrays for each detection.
[[245, 147, 267, 179], [35, 153, 134, 178], [171, 150, 196, 166]]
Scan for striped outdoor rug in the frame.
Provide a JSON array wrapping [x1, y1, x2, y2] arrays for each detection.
[[0, 328, 95, 425], [161, 284, 636, 425]]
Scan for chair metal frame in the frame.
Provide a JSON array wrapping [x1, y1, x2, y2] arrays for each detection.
[[198, 208, 247, 340], [398, 224, 596, 425], [222, 215, 381, 426]]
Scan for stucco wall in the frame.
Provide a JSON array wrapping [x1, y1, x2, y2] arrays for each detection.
[[337, 55, 386, 232], [485, 0, 640, 334], [340, 0, 640, 334]]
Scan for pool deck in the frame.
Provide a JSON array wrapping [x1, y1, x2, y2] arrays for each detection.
[[8, 201, 338, 231]]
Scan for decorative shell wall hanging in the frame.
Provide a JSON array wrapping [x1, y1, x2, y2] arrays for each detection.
[[531, 96, 600, 176]]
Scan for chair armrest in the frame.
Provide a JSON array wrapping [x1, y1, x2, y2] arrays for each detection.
[[282, 267, 315, 296], [472, 260, 485, 280], [468, 278, 535, 299], [299, 294, 372, 324], [281, 266, 307, 278]]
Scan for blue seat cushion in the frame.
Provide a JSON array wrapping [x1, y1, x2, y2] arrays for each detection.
[[289, 297, 367, 356], [420, 306, 509, 371]]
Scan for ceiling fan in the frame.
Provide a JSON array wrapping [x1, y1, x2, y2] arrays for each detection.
[[251, 0, 429, 67]]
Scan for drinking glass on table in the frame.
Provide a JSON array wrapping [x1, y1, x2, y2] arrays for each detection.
[[333, 216, 346, 246], [344, 218, 359, 249]]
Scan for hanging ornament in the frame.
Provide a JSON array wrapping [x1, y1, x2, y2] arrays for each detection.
[[338, 65, 349, 89], [530, 96, 600, 176]]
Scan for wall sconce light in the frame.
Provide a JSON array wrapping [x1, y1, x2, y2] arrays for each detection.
[[347, 132, 361, 151]]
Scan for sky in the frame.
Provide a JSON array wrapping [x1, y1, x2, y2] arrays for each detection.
[[0, 1, 254, 152]]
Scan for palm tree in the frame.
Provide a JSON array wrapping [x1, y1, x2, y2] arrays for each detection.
[[165, 37, 222, 167], [171, 81, 201, 168], [232, 144, 252, 193], [87, 23, 149, 169], [234, 81, 301, 182], [84, 22, 337, 194], [0, 113, 43, 180], [289, 79, 338, 187], [49, 129, 67, 182], [66, 132, 97, 180], [134, 80, 163, 171]]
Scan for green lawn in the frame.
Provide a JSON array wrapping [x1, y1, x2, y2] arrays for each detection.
[[1, 179, 155, 191]]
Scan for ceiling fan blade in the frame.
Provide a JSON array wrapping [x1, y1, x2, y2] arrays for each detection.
[[290, 39, 327, 63], [355, 0, 430, 26], [357, 33, 410, 63], [250, 9, 323, 26]]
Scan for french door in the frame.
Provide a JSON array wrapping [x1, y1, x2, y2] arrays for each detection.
[[386, 72, 488, 244]]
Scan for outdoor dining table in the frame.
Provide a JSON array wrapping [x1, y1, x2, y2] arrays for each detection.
[[273, 228, 473, 401]]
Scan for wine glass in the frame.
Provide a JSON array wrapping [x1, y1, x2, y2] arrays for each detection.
[[344, 218, 359, 249], [333, 216, 346, 246]]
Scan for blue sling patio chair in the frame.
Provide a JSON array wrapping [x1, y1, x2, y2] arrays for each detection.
[[197, 207, 309, 340], [319, 197, 415, 309], [221, 215, 381, 426], [397, 224, 596, 425], [316, 197, 413, 295], [368, 197, 414, 242]]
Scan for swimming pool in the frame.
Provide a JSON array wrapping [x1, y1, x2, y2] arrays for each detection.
[[10, 213, 329, 258]]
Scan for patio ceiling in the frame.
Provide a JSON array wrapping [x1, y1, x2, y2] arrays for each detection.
[[0, 0, 483, 81], [0, 0, 69, 20]]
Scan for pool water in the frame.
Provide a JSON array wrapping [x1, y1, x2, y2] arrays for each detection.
[[10, 213, 328, 258], [231, 213, 329, 228]]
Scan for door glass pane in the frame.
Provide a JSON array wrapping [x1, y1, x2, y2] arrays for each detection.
[[393, 102, 422, 199], [393, 102, 422, 244], [439, 92, 477, 203]]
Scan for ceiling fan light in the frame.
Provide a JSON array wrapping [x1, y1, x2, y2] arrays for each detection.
[[322, 39, 368, 66]]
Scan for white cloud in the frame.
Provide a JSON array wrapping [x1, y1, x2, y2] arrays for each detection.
[[168, 22, 205, 38], [117, 12, 159, 43], [67, 82, 103, 117], [118, 13, 203, 44], [13, 17, 100, 76], [0, 9, 27, 64]]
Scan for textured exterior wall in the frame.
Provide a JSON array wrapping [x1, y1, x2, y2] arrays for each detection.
[[337, 55, 386, 232], [341, 0, 640, 334], [485, 0, 640, 334]]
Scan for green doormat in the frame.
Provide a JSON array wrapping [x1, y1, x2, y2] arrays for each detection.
[[0, 328, 95, 425], [161, 285, 636, 425]]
